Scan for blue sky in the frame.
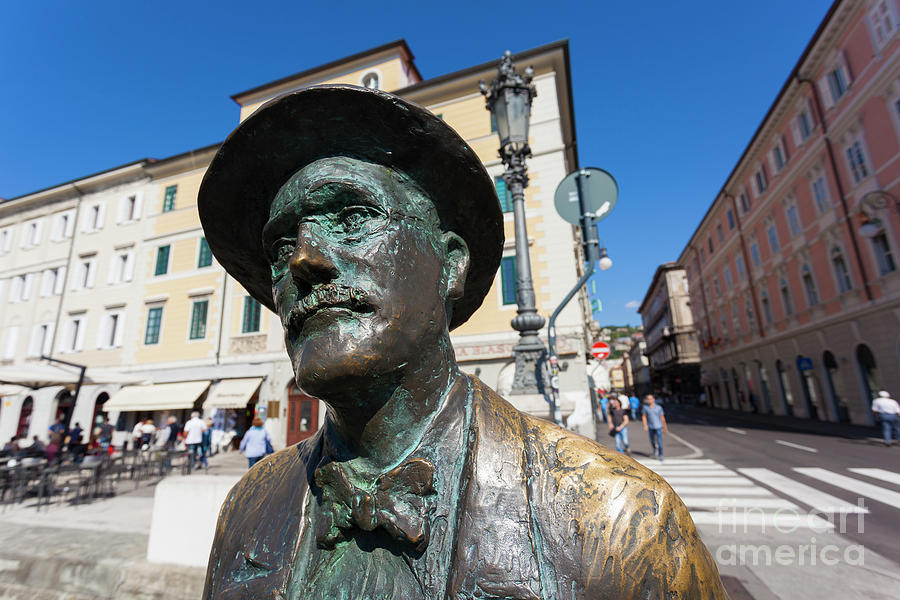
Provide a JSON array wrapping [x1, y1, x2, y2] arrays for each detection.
[[1, 0, 833, 327]]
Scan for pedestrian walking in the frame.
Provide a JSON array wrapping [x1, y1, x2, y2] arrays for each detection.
[[608, 396, 630, 455], [183, 411, 207, 470], [598, 395, 609, 423], [641, 394, 669, 461], [629, 395, 640, 419], [97, 417, 114, 453], [200, 418, 214, 468], [872, 390, 900, 446], [239, 417, 273, 468]]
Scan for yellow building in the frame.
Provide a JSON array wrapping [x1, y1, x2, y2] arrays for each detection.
[[0, 40, 587, 448]]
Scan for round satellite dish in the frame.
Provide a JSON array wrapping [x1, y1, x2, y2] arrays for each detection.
[[553, 168, 618, 226]]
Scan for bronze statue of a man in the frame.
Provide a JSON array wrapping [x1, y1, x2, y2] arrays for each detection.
[[198, 85, 727, 599]]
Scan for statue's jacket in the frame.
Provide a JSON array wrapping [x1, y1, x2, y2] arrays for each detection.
[[204, 376, 728, 599]]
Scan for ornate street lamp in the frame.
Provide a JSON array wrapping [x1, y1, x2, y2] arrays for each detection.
[[480, 51, 546, 396]]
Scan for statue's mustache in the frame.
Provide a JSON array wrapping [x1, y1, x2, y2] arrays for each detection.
[[287, 283, 371, 331]]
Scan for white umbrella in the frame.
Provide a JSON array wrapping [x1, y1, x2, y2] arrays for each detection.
[[0, 384, 28, 397], [0, 364, 151, 389]]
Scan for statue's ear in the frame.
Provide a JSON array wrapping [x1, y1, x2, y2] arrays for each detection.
[[441, 231, 470, 300]]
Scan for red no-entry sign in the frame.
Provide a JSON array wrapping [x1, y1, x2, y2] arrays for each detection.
[[591, 341, 610, 360]]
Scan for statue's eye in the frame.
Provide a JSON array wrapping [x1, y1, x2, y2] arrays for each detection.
[[335, 205, 384, 237], [268, 238, 295, 279]]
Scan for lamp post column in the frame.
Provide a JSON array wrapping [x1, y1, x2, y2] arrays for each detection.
[[505, 148, 547, 395]]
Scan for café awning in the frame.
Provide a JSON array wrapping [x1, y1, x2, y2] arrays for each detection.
[[104, 381, 210, 412], [0, 364, 150, 389], [203, 377, 263, 410]]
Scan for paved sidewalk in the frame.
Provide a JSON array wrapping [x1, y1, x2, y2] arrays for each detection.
[[0, 449, 249, 599]]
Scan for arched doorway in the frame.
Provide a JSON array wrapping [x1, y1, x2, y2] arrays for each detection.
[[823, 351, 850, 423], [16, 397, 33, 438], [856, 344, 880, 419], [796, 356, 822, 420], [53, 389, 76, 429], [287, 384, 319, 446], [776, 360, 794, 416], [755, 361, 773, 414], [90, 392, 110, 443]]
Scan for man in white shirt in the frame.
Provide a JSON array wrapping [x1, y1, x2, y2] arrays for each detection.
[[183, 411, 207, 469], [872, 391, 900, 446]]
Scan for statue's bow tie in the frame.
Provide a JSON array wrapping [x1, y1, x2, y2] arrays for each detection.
[[314, 457, 436, 552]]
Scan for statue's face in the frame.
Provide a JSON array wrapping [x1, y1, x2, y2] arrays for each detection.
[[263, 157, 468, 399]]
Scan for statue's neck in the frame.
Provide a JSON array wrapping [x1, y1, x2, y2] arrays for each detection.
[[320, 353, 461, 477]]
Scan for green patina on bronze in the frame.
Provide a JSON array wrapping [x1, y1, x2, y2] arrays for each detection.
[[198, 85, 729, 599]]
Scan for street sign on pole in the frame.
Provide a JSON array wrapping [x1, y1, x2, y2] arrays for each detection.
[[553, 168, 618, 226], [591, 341, 611, 360]]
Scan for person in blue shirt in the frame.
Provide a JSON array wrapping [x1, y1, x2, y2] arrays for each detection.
[[628, 395, 640, 419], [239, 417, 273, 468], [598, 395, 609, 423], [641, 395, 669, 461]]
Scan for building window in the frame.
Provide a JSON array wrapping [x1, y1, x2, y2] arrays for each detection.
[[197, 238, 213, 268], [750, 242, 761, 267], [755, 165, 768, 195], [831, 247, 853, 293], [786, 204, 801, 236], [828, 66, 849, 102], [713, 275, 721, 295], [0, 228, 11, 253], [82, 203, 105, 232], [767, 223, 780, 253], [109, 251, 134, 284], [40, 267, 64, 297], [727, 209, 735, 230], [361, 71, 380, 90], [22, 220, 43, 248], [145, 307, 163, 345], [163, 185, 177, 212], [99, 311, 124, 349], [739, 192, 750, 214], [797, 109, 814, 141], [494, 177, 513, 213], [242, 296, 261, 333], [716, 224, 724, 243], [52, 211, 75, 241], [74, 259, 95, 290], [779, 278, 793, 316], [812, 176, 829, 214], [28, 323, 53, 357], [760, 291, 774, 325], [802, 265, 819, 306], [736, 255, 745, 276], [872, 232, 897, 275], [732, 305, 741, 335], [745, 298, 756, 330], [500, 256, 517, 305], [63, 316, 85, 353], [708, 237, 714, 254], [723, 267, 732, 288], [772, 140, 787, 172], [490, 113, 497, 133], [154, 245, 170, 276], [869, 0, 898, 49], [845, 140, 870, 184], [189, 300, 209, 339]]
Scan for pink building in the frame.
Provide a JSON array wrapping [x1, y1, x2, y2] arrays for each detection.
[[680, 0, 900, 424]]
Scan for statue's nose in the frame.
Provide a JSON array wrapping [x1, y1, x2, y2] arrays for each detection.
[[288, 236, 338, 284]]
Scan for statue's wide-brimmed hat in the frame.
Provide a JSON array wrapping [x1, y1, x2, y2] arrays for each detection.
[[198, 84, 504, 330]]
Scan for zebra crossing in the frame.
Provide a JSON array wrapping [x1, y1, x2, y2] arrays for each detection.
[[635, 457, 899, 530]]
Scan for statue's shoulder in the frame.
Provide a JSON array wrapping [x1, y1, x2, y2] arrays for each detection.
[[469, 379, 727, 597]]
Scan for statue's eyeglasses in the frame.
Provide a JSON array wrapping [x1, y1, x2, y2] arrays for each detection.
[[267, 204, 428, 281]]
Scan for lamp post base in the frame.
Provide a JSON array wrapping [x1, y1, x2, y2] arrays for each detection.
[[509, 335, 547, 396]]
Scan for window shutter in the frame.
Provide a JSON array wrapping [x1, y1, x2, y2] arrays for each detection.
[[840, 50, 853, 86], [10, 277, 22, 302], [75, 318, 86, 351], [114, 313, 125, 347], [133, 192, 143, 220], [124, 252, 135, 282], [65, 211, 75, 238], [80, 208, 91, 232], [768, 150, 777, 174], [97, 317, 107, 349], [41, 323, 53, 355], [96, 202, 106, 229], [71, 264, 82, 291], [28, 326, 42, 356], [40, 270, 52, 297], [3, 326, 19, 359], [22, 273, 34, 301], [818, 76, 834, 110], [87, 260, 96, 288], [2, 230, 10, 252], [54, 267, 66, 295], [33, 220, 43, 244]]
